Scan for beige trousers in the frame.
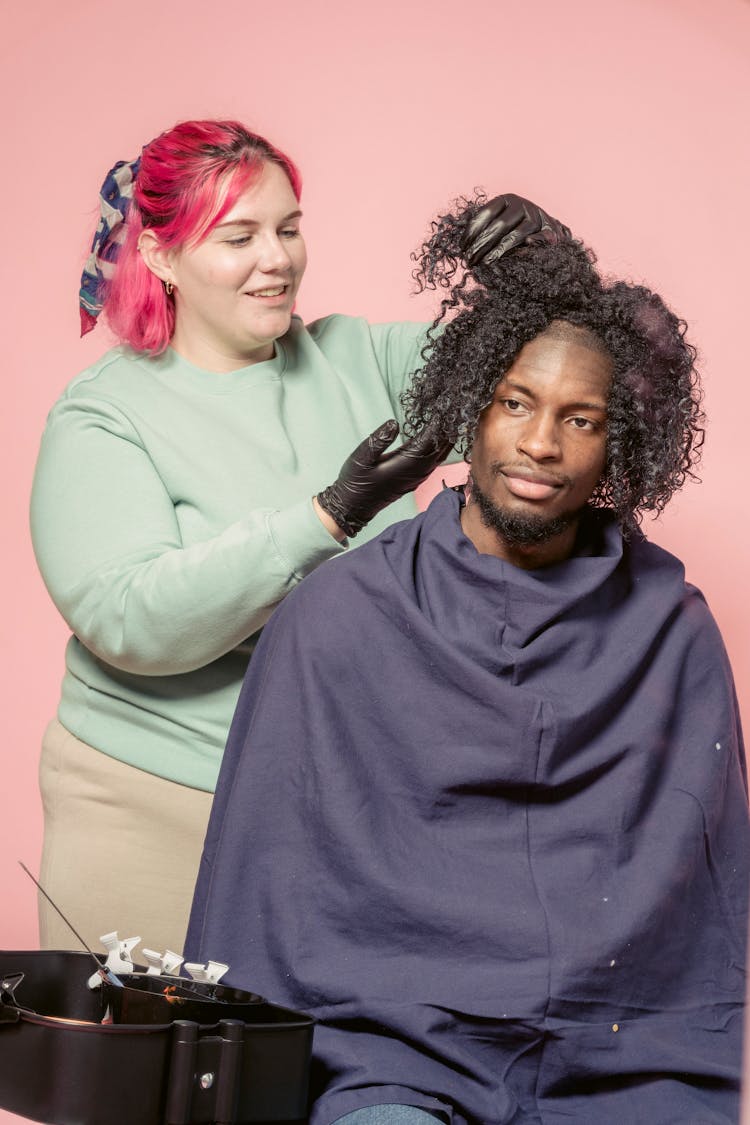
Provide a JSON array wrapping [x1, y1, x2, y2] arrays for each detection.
[[38, 718, 214, 958]]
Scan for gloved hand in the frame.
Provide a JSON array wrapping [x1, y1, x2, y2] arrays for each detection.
[[317, 419, 452, 538], [462, 193, 571, 268]]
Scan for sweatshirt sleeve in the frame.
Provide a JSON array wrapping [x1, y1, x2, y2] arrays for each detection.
[[30, 396, 345, 677], [367, 320, 462, 465], [366, 321, 431, 421]]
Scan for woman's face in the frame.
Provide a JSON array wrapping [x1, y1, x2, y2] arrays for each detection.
[[167, 161, 307, 371]]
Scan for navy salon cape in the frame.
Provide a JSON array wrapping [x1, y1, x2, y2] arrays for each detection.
[[187, 488, 749, 1125]]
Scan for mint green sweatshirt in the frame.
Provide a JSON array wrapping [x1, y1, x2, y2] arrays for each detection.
[[31, 315, 438, 790]]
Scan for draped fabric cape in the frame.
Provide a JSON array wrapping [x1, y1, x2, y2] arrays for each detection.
[[187, 488, 749, 1125]]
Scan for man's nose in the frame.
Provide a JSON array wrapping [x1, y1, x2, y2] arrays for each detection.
[[517, 415, 561, 460]]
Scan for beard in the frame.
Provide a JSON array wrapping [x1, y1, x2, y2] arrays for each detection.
[[469, 471, 581, 547]]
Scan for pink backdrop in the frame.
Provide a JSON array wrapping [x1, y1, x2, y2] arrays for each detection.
[[2, 1, 749, 1120]]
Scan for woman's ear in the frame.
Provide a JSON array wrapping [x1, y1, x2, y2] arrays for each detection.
[[138, 229, 174, 285]]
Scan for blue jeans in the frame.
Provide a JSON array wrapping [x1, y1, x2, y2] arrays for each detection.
[[334, 1108, 439, 1123]]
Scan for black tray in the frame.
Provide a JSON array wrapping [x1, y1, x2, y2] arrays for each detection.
[[0, 950, 312, 1124], [102, 970, 267, 1026]]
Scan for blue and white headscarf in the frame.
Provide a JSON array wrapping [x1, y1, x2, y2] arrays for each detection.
[[79, 156, 141, 335]]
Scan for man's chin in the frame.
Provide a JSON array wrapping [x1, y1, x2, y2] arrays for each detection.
[[472, 481, 577, 547]]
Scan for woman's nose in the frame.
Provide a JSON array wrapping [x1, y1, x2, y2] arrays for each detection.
[[258, 234, 292, 272]]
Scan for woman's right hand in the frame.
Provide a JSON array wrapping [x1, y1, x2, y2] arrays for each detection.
[[317, 419, 451, 539]]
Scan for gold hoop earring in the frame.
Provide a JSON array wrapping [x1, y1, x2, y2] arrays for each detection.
[[165, 280, 174, 296]]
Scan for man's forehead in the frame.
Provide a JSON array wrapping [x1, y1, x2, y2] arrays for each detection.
[[531, 319, 610, 357], [494, 325, 612, 398]]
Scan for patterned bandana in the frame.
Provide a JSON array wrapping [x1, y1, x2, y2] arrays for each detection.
[[79, 156, 141, 336]]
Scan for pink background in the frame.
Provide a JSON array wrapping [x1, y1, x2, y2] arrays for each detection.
[[2, 1, 749, 1119]]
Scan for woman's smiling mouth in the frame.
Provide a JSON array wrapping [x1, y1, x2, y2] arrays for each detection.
[[247, 285, 287, 298]]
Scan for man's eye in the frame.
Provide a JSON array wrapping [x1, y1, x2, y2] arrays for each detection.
[[502, 399, 523, 412], [570, 416, 595, 430]]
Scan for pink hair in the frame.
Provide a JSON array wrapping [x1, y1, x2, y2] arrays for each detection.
[[103, 120, 302, 354]]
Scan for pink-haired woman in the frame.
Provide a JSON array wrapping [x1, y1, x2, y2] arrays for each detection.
[[31, 118, 564, 954]]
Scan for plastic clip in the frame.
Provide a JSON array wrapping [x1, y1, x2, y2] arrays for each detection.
[[87, 932, 141, 989], [0, 973, 24, 1025], [141, 949, 185, 977], [183, 960, 229, 985]]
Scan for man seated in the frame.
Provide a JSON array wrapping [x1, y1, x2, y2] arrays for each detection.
[[186, 202, 749, 1125]]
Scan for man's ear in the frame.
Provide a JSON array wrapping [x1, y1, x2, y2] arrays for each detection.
[[138, 229, 174, 286]]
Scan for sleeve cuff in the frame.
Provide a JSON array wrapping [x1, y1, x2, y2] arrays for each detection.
[[267, 497, 347, 581]]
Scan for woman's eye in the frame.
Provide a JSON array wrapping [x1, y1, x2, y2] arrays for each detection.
[[502, 398, 524, 412], [570, 416, 595, 430], [280, 228, 301, 240], [227, 236, 251, 247]]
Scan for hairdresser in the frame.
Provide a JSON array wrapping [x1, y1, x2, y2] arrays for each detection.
[[31, 118, 565, 954]]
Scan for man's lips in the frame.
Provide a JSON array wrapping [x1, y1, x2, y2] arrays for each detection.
[[500, 469, 565, 501]]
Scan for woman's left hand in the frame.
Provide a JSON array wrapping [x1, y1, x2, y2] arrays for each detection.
[[462, 194, 571, 268]]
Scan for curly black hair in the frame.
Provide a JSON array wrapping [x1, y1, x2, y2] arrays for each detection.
[[402, 196, 704, 531]]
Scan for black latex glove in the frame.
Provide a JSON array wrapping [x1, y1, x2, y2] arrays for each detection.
[[317, 419, 452, 538], [462, 193, 572, 268]]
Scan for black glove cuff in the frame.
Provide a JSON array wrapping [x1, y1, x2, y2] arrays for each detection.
[[317, 487, 365, 539]]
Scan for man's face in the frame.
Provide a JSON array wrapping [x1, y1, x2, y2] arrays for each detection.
[[463, 324, 612, 565]]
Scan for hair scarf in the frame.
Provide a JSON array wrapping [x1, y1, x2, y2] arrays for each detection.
[[79, 156, 141, 336]]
